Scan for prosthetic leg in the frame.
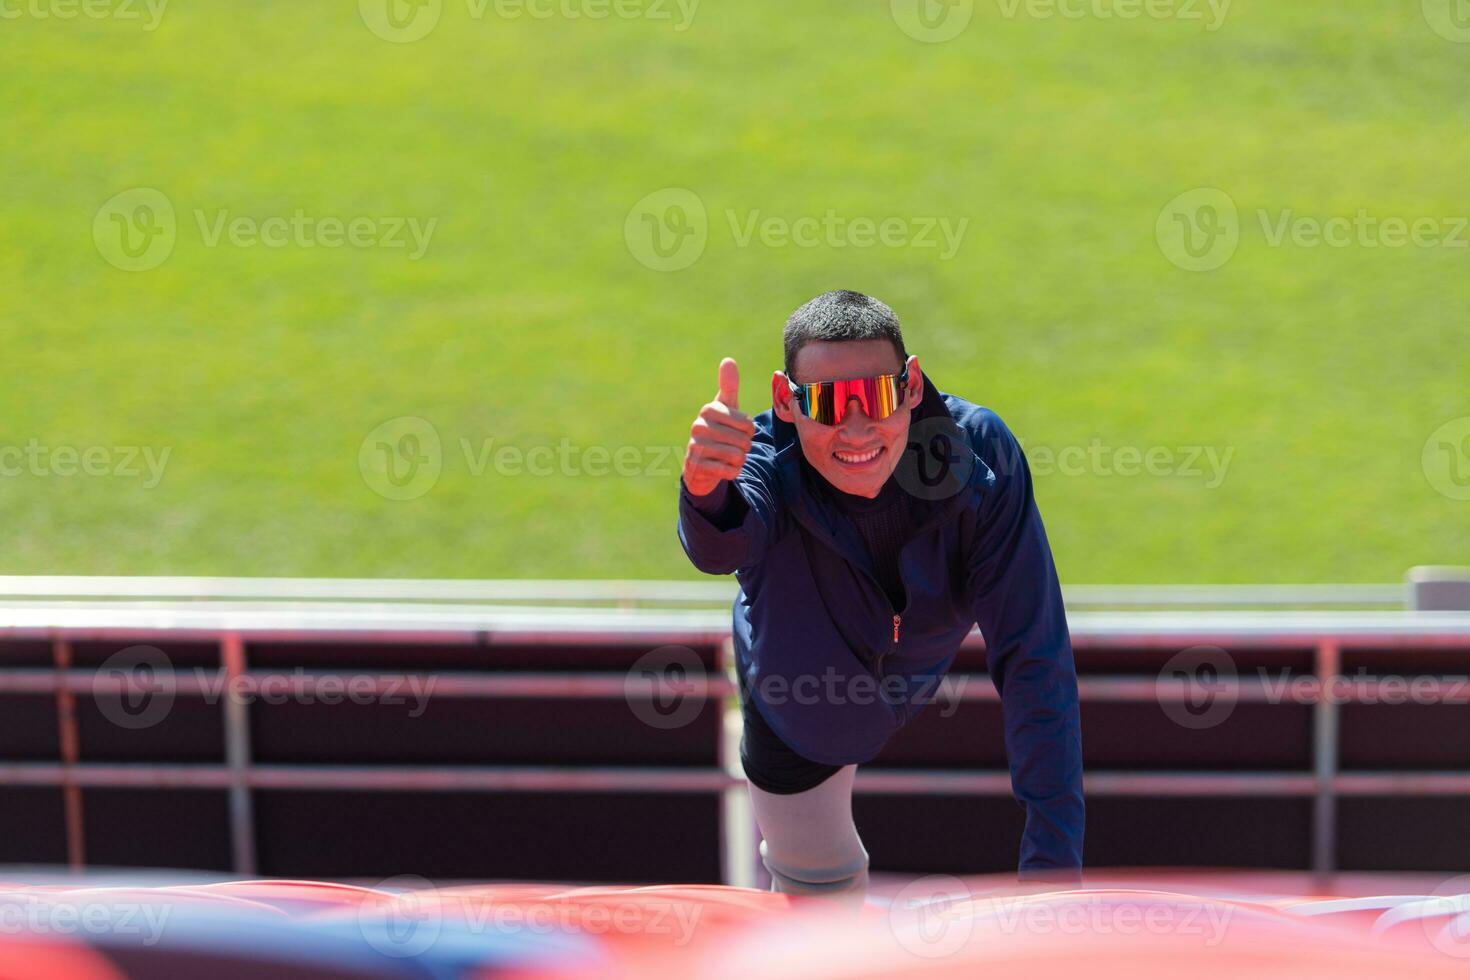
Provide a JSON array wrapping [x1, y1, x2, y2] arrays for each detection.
[[747, 764, 869, 905]]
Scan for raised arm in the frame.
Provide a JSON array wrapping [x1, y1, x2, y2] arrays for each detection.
[[676, 358, 783, 575]]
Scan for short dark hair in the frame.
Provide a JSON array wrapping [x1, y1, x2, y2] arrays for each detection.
[[783, 290, 908, 380]]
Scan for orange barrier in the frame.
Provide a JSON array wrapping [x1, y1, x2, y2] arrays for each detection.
[[0, 936, 127, 980], [679, 887, 1470, 980], [1, 872, 1468, 978], [191, 878, 391, 914]]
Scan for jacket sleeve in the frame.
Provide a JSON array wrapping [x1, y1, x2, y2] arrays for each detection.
[[676, 418, 784, 576], [965, 414, 1084, 882]]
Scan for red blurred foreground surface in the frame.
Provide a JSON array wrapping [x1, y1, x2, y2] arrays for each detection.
[[1, 870, 1468, 978]]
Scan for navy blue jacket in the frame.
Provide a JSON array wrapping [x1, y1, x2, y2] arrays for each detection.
[[676, 376, 1084, 879]]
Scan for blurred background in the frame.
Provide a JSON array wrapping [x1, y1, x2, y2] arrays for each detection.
[[1, 0, 1469, 900], [1, 0, 1467, 582]]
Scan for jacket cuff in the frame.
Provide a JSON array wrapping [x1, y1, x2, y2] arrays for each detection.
[[679, 478, 745, 531]]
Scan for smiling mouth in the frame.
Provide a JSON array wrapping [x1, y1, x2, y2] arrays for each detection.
[[833, 446, 885, 466]]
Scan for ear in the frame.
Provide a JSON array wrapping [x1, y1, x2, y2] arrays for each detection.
[[772, 371, 796, 423], [903, 356, 924, 408]]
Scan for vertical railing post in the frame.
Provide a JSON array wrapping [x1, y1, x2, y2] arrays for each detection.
[[1311, 638, 1341, 885], [716, 637, 756, 888], [51, 635, 86, 872], [220, 633, 257, 876]]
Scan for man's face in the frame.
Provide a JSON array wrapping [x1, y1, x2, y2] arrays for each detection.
[[772, 339, 923, 499]]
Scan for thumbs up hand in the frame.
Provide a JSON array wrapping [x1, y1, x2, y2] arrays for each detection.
[[682, 357, 756, 498]]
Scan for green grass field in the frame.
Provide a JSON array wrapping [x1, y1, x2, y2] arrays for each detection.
[[0, 0, 1466, 583]]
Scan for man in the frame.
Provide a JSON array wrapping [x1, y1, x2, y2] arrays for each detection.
[[677, 289, 1083, 900]]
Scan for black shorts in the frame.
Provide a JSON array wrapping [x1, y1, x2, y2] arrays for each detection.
[[737, 672, 844, 795]]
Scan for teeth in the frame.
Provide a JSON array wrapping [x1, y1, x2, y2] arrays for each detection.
[[835, 448, 881, 464]]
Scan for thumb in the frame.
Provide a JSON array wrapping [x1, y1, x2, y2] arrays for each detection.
[[716, 357, 740, 410]]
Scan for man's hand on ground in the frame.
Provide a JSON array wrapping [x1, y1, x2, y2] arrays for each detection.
[[682, 357, 755, 498]]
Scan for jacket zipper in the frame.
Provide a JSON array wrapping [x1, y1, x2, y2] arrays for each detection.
[[855, 542, 917, 669], [775, 419, 980, 687], [873, 610, 900, 682], [800, 492, 957, 675]]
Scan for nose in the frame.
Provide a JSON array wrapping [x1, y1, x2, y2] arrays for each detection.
[[839, 398, 874, 433]]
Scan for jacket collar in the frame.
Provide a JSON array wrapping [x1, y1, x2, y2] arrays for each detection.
[[765, 374, 989, 560]]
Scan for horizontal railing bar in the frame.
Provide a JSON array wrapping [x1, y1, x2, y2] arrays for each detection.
[[1066, 611, 1470, 639], [1074, 676, 1470, 703], [1081, 772, 1318, 795], [1034, 633, 1470, 651], [0, 669, 738, 700], [0, 577, 1407, 609], [1, 605, 1469, 640], [5, 670, 1470, 704], [0, 627, 726, 647], [255, 766, 732, 792], [1066, 584, 1405, 609], [0, 601, 731, 634], [0, 577, 738, 604], [6, 763, 1469, 796], [1333, 773, 1470, 794], [857, 771, 1321, 796], [0, 763, 732, 793]]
